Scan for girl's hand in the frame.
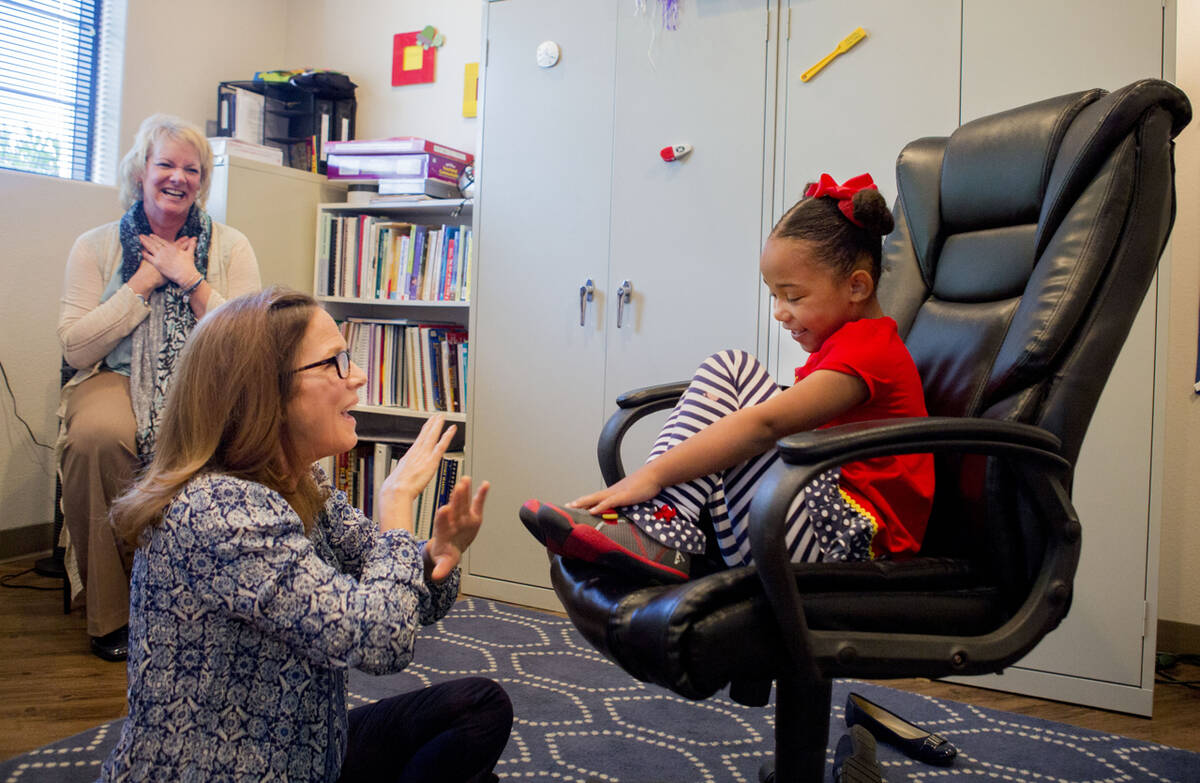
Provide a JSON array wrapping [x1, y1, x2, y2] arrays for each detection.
[[425, 476, 490, 582], [377, 415, 456, 532], [140, 234, 198, 287], [568, 469, 662, 515]]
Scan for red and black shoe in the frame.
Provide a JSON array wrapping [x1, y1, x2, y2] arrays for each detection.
[[519, 499, 547, 545], [534, 501, 690, 583]]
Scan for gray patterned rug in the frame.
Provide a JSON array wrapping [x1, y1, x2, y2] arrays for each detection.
[[3, 597, 1197, 782]]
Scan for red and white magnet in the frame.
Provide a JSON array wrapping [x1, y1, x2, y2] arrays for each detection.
[[660, 143, 693, 162]]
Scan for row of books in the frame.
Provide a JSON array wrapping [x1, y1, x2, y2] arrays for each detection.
[[324, 444, 463, 541], [319, 214, 472, 302], [341, 318, 468, 413]]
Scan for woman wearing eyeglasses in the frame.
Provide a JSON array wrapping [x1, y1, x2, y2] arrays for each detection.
[[99, 287, 509, 783]]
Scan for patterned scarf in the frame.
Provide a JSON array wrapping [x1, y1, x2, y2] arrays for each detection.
[[119, 200, 211, 459]]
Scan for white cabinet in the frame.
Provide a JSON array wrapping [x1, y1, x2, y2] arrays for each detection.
[[768, 0, 962, 379], [467, 1, 769, 608], [207, 155, 345, 294], [945, 0, 1169, 716]]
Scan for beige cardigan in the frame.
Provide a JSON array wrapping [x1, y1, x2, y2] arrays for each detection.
[[54, 218, 260, 601], [58, 218, 261, 370]]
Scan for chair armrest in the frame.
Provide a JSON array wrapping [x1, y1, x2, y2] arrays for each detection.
[[614, 381, 691, 409], [749, 417, 1079, 681], [599, 381, 689, 485], [776, 416, 1062, 464]]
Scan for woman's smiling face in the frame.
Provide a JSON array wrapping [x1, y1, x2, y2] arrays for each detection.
[[285, 310, 367, 467], [140, 135, 202, 231]]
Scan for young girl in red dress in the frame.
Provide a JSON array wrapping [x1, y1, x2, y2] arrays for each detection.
[[523, 173, 935, 582]]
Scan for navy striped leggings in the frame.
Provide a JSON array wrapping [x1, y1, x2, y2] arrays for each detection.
[[640, 350, 877, 568]]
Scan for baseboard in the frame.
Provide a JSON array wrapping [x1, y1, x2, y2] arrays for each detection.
[[0, 522, 53, 562], [1157, 619, 1200, 655]]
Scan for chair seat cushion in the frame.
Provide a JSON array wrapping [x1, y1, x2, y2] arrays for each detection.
[[551, 554, 1005, 700]]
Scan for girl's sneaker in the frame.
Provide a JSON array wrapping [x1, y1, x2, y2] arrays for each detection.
[[533, 501, 690, 583], [519, 499, 547, 544]]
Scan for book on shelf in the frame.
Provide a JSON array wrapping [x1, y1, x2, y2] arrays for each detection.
[[376, 177, 461, 199], [412, 451, 464, 540], [217, 86, 265, 145], [324, 137, 474, 165], [324, 442, 461, 538], [208, 136, 283, 166], [319, 214, 472, 302], [326, 151, 467, 184], [337, 318, 467, 413], [368, 194, 467, 207]]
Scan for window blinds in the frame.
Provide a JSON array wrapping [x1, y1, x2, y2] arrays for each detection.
[[0, 0, 103, 181]]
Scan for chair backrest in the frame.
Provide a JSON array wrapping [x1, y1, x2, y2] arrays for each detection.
[[877, 79, 1190, 594]]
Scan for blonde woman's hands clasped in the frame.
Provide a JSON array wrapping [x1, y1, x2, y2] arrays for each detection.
[[139, 234, 199, 287]]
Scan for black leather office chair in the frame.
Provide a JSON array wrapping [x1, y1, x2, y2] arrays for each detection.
[[545, 79, 1190, 782]]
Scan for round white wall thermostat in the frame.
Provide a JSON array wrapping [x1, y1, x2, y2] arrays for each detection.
[[536, 41, 561, 68]]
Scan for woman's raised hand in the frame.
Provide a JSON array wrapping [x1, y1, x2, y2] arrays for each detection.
[[425, 476, 490, 582], [140, 234, 198, 287], [377, 414, 456, 533]]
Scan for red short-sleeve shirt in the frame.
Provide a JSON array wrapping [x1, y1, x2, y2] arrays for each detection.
[[795, 317, 935, 557]]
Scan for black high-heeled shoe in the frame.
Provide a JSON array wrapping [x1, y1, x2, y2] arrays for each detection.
[[845, 691, 957, 766], [89, 625, 128, 662], [833, 725, 886, 782]]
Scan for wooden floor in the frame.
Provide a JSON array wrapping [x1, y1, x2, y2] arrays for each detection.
[[2, 556, 1198, 762]]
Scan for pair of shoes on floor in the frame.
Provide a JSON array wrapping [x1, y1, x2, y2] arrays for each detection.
[[90, 625, 128, 662], [519, 499, 690, 583], [845, 691, 957, 766]]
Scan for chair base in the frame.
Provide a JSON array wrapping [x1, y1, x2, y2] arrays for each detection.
[[773, 676, 833, 783], [32, 547, 70, 615]]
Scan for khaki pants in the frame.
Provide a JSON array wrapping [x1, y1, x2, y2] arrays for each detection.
[[61, 370, 137, 637]]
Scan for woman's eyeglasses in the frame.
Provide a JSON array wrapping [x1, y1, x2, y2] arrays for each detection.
[[292, 350, 351, 379]]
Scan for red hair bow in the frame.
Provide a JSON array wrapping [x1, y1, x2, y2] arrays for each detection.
[[804, 173, 877, 227]]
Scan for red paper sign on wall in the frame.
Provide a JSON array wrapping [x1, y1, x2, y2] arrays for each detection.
[[392, 31, 436, 86]]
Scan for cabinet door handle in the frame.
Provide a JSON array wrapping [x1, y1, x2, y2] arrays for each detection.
[[616, 279, 633, 328], [579, 278, 594, 326]]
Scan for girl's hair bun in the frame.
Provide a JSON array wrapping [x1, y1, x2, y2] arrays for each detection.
[[850, 189, 894, 236]]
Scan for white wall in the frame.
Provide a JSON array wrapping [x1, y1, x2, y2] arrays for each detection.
[[283, 0, 482, 155], [117, 0, 288, 157], [0, 0, 288, 544], [1160, 6, 1200, 630], [0, 174, 116, 540]]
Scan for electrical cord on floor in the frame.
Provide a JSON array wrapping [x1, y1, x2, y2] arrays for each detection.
[[0, 568, 61, 591], [0, 359, 54, 450], [1154, 652, 1200, 689]]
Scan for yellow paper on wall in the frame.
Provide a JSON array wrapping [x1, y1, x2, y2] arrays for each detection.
[[403, 45, 425, 71], [463, 62, 479, 117]]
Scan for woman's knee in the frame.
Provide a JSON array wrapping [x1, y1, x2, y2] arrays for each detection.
[[64, 409, 136, 463], [464, 677, 512, 726]]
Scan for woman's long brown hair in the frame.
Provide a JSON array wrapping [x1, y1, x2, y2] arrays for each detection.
[[111, 287, 329, 545]]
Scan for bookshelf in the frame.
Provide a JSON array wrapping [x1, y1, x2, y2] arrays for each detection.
[[313, 198, 472, 423], [313, 198, 473, 533]]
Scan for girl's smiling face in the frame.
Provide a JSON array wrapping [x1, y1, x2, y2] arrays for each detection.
[[760, 237, 873, 353]]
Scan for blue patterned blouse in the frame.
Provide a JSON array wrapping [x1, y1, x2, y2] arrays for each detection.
[[99, 468, 459, 782]]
